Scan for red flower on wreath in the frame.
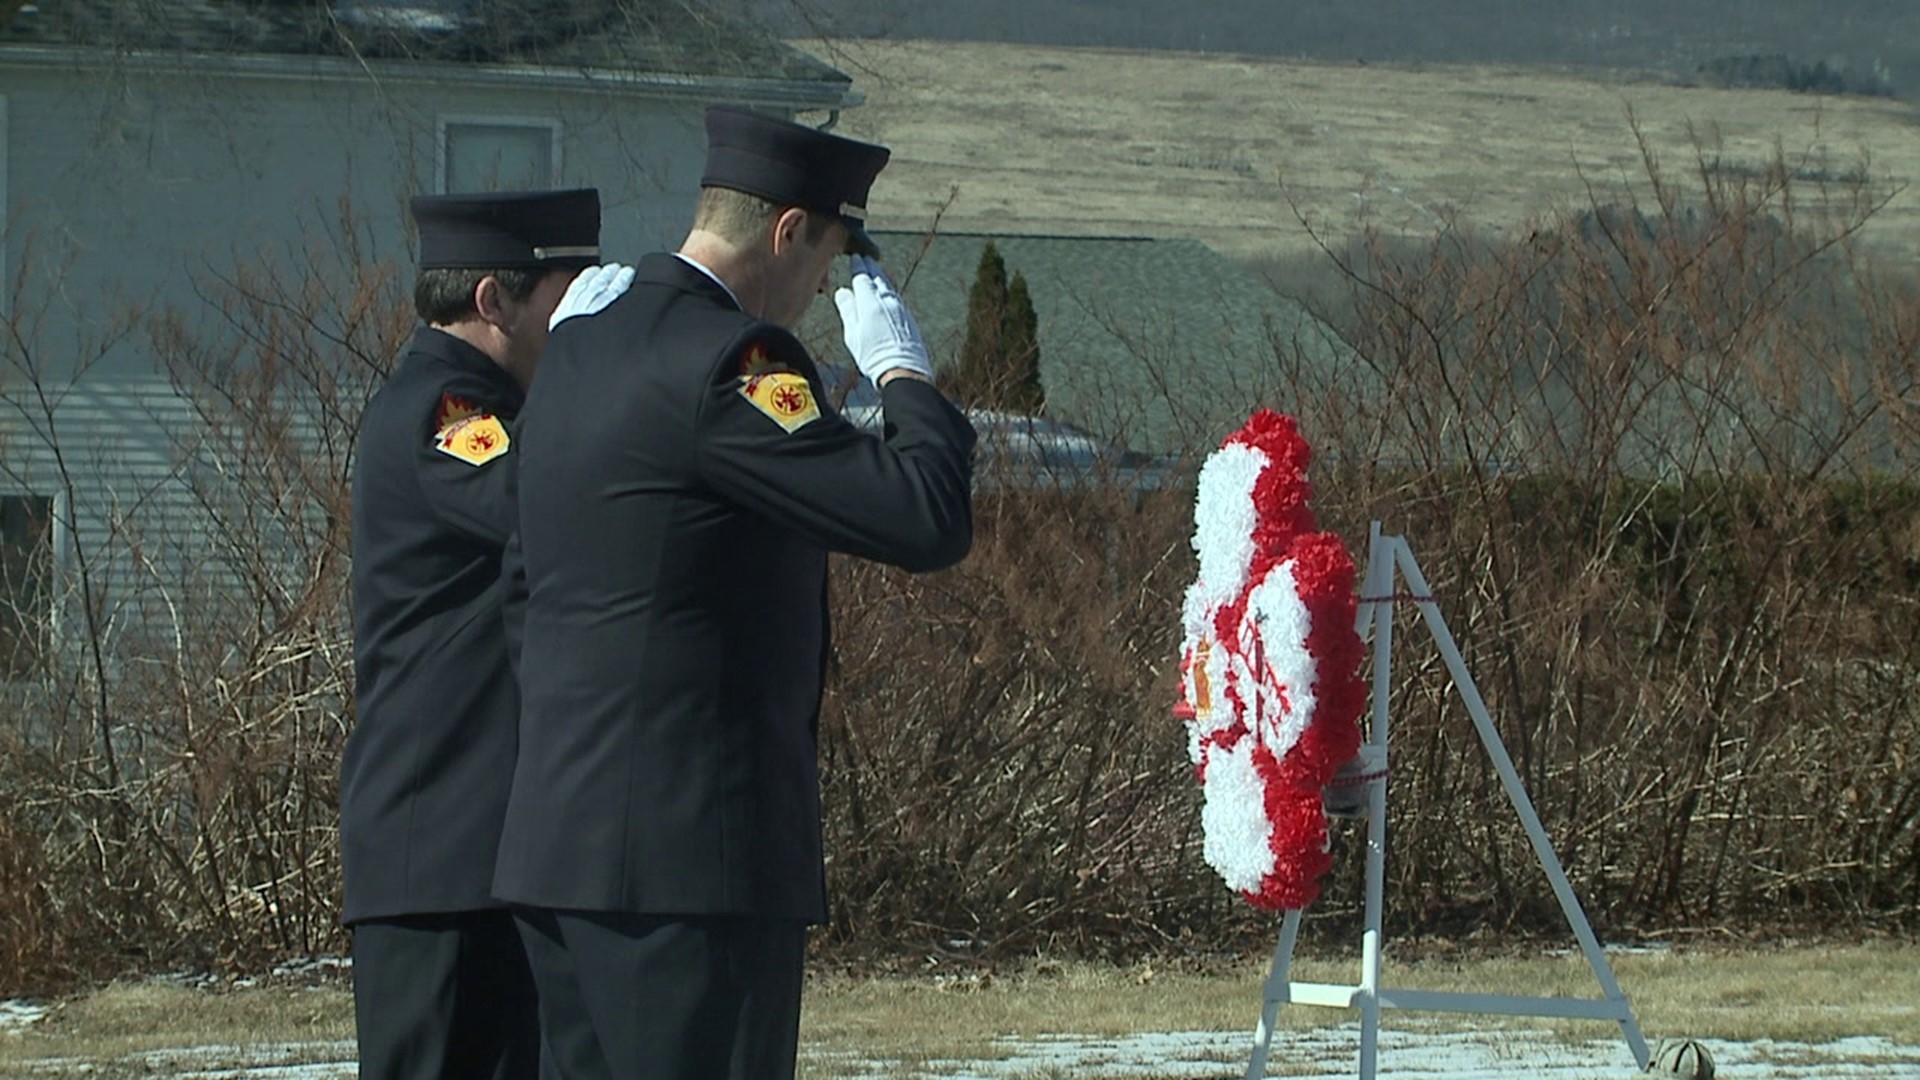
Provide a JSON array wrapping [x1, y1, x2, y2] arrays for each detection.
[[1175, 410, 1365, 911]]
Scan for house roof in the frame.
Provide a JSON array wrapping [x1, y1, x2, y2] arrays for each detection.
[[1, 0, 851, 86], [799, 230, 1357, 459]]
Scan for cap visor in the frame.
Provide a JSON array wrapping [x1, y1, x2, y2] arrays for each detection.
[[844, 221, 882, 259]]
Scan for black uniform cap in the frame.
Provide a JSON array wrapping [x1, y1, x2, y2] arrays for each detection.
[[700, 106, 890, 258], [411, 188, 602, 271]]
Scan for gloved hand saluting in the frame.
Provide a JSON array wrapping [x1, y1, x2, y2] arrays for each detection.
[[833, 254, 934, 385], [548, 263, 636, 330]]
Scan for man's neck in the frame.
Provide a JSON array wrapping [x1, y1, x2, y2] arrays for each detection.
[[672, 252, 745, 312], [679, 232, 765, 319]]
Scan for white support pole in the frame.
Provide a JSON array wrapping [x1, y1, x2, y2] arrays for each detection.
[[1354, 522, 1387, 645], [1243, 909, 1302, 1080], [1241, 526, 1651, 1077], [1357, 528, 1395, 1080], [1244, 525, 1397, 1078]]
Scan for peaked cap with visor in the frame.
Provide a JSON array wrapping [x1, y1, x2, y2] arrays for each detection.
[[700, 106, 890, 259]]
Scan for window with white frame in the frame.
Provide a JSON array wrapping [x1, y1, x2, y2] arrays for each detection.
[[438, 117, 561, 193], [0, 493, 54, 677]]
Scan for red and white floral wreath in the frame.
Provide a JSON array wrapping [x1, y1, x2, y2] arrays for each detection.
[[1174, 410, 1365, 912]]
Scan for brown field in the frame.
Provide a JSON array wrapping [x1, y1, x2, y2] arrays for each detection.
[[801, 38, 1920, 263]]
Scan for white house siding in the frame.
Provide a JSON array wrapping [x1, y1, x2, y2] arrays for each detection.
[[0, 373, 341, 668], [1, 58, 727, 382]]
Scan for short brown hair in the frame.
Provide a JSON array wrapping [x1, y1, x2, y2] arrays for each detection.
[[413, 268, 545, 326], [692, 186, 835, 248]]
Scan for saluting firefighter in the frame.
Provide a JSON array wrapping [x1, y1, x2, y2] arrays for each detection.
[[341, 188, 629, 1080], [493, 107, 977, 1079]]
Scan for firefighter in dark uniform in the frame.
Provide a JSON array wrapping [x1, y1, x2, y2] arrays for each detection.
[[341, 187, 609, 1080], [493, 107, 976, 1079]]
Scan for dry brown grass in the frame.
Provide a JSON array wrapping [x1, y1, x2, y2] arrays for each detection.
[[0, 979, 355, 1075], [1378, 943, 1920, 1045], [802, 38, 1920, 264], [4, 945, 1917, 1076]]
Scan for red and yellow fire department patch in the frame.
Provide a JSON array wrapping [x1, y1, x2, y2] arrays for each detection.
[[738, 342, 783, 378], [436, 393, 484, 431], [432, 396, 510, 466], [739, 371, 820, 433]]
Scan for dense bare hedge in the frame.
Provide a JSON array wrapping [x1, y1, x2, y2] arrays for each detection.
[[816, 482, 1208, 961], [1368, 474, 1920, 934], [0, 216, 395, 992], [812, 134, 1920, 962], [812, 466, 1920, 966], [3, 143, 1918, 993]]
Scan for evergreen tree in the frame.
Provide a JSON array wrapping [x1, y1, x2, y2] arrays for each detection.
[[950, 240, 1045, 412], [1002, 270, 1044, 413], [952, 240, 1008, 405]]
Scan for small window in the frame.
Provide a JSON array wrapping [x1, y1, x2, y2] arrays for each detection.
[[0, 493, 54, 676], [439, 118, 560, 193]]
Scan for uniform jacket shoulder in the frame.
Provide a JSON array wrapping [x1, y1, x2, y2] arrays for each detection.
[[626, 256, 818, 386]]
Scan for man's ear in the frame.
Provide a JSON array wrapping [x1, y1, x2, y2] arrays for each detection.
[[770, 207, 810, 257], [472, 275, 509, 327]]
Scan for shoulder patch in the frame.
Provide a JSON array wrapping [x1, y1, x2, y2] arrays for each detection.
[[434, 412, 511, 466], [738, 341, 788, 378], [739, 371, 821, 433], [436, 392, 484, 431]]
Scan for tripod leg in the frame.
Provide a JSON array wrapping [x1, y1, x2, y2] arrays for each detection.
[[1245, 908, 1303, 1079]]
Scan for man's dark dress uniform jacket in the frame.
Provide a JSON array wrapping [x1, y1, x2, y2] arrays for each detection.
[[341, 326, 525, 924], [493, 253, 975, 921]]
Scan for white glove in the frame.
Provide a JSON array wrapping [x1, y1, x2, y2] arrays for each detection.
[[833, 254, 934, 384], [548, 263, 635, 330]]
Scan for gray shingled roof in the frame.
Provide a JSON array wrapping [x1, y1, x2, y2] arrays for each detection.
[[799, 231, 1356, 459], [2, 0, 850, 83]]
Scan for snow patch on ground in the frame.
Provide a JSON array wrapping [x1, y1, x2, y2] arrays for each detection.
[[0, 1000, 49, 1032], [9, 1027, 1920, 1077], [15, 1040, 360, 1079], [856, 1027, 1920, 1078]]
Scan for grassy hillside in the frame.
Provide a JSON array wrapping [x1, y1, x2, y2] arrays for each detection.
[[805, 38, 1920, 264], [749, 0, 1920, 100]]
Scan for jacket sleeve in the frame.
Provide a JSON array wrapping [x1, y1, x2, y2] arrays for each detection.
[[693, 326, 976, 572], [414, 400, 520, 549]]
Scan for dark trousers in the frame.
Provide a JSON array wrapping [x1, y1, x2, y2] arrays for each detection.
[[351, 909, 542, 1080], [513, 907, 806, 1080]]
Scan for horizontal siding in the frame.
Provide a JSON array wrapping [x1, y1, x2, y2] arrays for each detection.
[[0, 374, 344, 660]]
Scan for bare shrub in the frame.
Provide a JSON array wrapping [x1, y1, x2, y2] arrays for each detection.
[[1267, 127, 1920, 939], [0, 205, 405, 991], [816, 468, 1232, 962], [815, 127, 1919, 963]]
